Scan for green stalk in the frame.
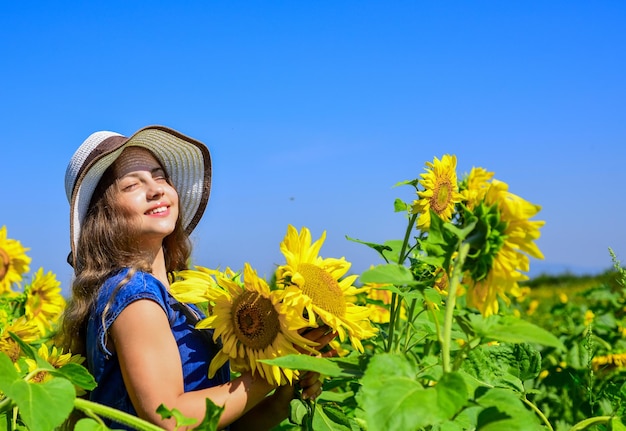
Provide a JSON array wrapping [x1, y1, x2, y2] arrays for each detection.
[[73, 398, 166, 431], [441, 242, 469, 373], [0, 397, 11, 412], [522, 397, 554, 431], [568, 416, 612, 431], [386, 212, 418, 353], [386, 292, 398, 352]]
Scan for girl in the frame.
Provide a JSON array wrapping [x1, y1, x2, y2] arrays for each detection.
[[60, 126, 334, 430]]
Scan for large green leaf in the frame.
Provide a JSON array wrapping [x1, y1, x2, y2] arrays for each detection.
[[0, 352, 21, 389], [436, 372, 468, 418], [475, 388, 543, 431], [356, 353, 457, 430], [6, 377, 75, 431], [470, 315, 565, 350]]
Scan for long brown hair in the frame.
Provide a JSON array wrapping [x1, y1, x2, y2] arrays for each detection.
[[58, 163, 192, 357]]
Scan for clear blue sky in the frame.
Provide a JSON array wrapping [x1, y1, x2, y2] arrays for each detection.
[[1, 1, 625, 295]]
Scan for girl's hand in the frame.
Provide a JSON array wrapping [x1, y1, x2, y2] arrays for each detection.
[[297, 325, 338, 357], [294, 325, 338, 401]]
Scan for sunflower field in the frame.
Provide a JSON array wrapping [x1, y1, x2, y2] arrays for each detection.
[[1, 154, 626, 430]]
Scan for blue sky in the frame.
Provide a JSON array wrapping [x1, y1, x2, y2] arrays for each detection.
[[1, 1, 625, 295]]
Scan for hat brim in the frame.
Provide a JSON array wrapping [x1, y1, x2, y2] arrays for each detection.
[[68, 125, 211, 262]]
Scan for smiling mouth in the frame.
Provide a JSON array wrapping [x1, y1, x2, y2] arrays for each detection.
[[146, 206, 168, 215]]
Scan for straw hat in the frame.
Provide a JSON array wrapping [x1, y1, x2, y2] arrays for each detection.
[[65, 125, 212, 267]]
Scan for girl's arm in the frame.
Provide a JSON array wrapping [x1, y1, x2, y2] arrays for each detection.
[[111, 299, 336, 430], [111, 299, 276, 430]]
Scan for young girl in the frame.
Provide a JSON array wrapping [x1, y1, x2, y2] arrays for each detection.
[[60, 125, 334, 430]]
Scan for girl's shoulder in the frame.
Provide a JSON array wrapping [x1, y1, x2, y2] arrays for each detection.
[[95, 268, 172, 318]]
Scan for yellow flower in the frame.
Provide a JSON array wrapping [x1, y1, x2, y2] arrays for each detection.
[[276, 225, 377, 353], [172, 263, 315, 386], [24, 344, 85, 384], [559, 292, 568, 304], [592, 352, 626, 372], [460, 167, 495, 210], [412, 155, 464, 230], [24, 268, 66, 334], [0, 317, 41, 362], [465, 180, 544, 316], [361, 283, 407, 324], [0, 226, 32, 293], [527, 299, 539, 316]]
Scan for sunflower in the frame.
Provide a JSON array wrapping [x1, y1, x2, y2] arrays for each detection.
[[24, 268, 66, 334], [275, 225, 377, 353], [464, 179, 544, 316], [0, 316, 41, 362], [592, 352, 626, 373], [172, 263, 315, 386], [412, 155, 464, 230], [24, 344, 85, 384], [459, 166, 494, 210], [0, 226, 31, 293], [361, 282, 409, 324]]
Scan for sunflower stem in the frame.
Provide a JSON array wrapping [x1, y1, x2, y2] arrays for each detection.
[[522, 396, 554, 431], [73, 398, 165, 431], [386, 212, 419, 353], [386, 292, 399, 353], [441, 242, 469, 374]]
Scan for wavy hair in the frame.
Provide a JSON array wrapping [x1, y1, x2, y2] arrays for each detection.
[[58, 163, 192, 357]]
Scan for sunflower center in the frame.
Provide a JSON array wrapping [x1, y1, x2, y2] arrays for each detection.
[[298, 263, 346, 317], [431, 179, 452, 214], [231, 291, 280, 351], [0, 248, 10, 282]]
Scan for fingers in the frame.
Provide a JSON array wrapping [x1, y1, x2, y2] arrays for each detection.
[[300, 325, 338, 348], [298, 371, 323, 401]]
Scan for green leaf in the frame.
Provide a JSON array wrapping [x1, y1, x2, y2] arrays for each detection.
[[0, 352, 21, 389], [436, 372, 468, 418], [611, 416, 626, 431], [260, 355, 361, 378], [344, 236, 393, 261], [358, 264, 417, 286], [393, 198, 410, 213], [157, 398, 224, 431], [74, 418, 110, 431], [7, 378, 75, 431], [356, 353, 453, 430], [475, 388, 543, 431], [289, 398, 311, 427], [50, 363, 97, 391], [312, 403, 351, 431], [156, 404, 198, 428], [471, 315, 565, 350]]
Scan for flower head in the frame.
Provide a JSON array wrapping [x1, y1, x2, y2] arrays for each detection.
[[412, 155, 464, 230], [463, 179, 544, 315], [24, 268, 66, 334], [459, 167, 494, 210], [0, 317, 41, 362], [0, 226, 31, 293], [276, 225, 377, 352], [172, 263, 315, 386], [24, 344, 85, 384]]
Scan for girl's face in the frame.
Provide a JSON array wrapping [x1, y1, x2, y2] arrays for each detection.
[[111, 147, 179, 250]]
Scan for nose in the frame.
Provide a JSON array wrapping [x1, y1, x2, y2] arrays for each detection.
[[147, 181, 165, 200]]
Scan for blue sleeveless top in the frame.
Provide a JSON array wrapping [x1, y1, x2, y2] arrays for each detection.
[[86, 268, 230, 429]]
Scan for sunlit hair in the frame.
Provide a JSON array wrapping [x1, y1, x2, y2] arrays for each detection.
[[58, 156, 192, 356]]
